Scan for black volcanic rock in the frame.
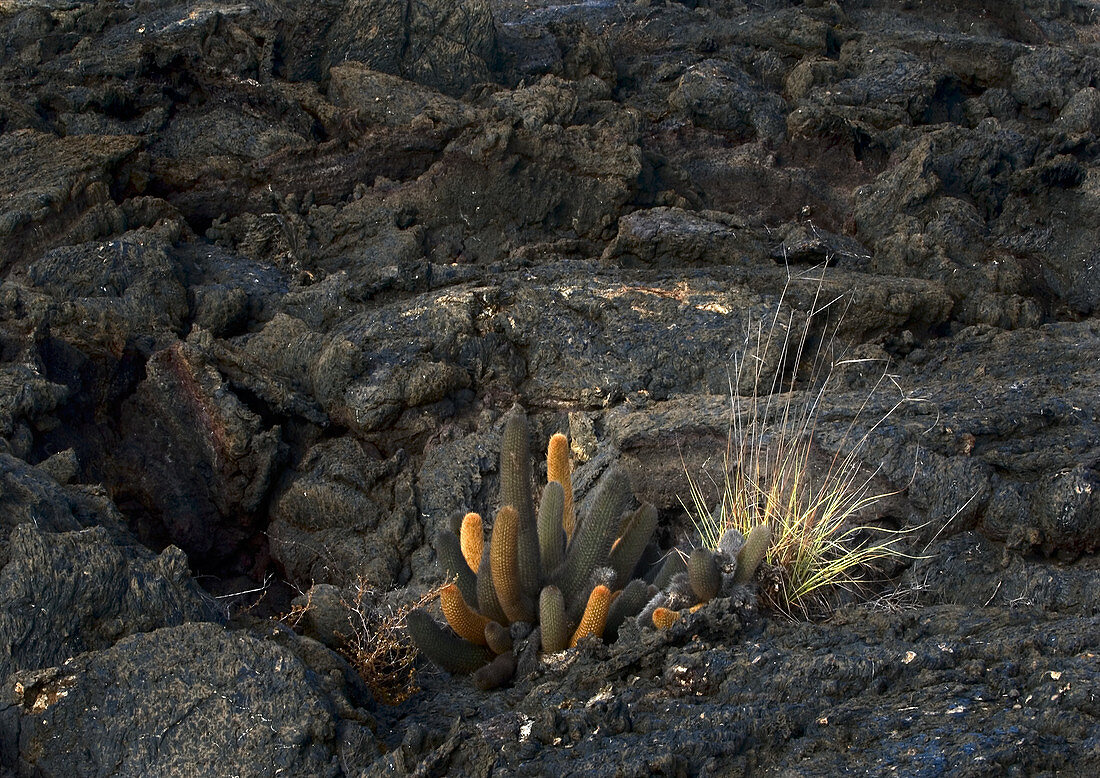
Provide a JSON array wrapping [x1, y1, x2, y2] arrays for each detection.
[[0, 0, 1098, 774], [0, 621, 376, 777], [326, 0, 498, 95], [268, 436, 421, 588], [0, 454, 122, 565], [0, 523, 221, 681], [0, 130, 143, 273], [110, 339, 284, 568]]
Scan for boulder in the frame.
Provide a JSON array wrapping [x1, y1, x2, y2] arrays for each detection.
[[0, 622, 374, 777], [0, 524, 221, 681]]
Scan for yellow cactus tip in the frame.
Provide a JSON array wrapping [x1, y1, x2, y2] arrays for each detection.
[[569, 584, 612, 648], [460, 512, 484, 571], [548, 433, 571, 469], [440, 583, 491, 646], [652, 606, 681, 630]]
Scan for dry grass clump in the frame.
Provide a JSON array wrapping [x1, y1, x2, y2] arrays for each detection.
[[683, 266, 926, 619]]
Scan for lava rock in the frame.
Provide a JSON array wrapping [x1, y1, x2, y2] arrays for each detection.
[[0, 622, 368, 777], [0, 523, 222, 681]]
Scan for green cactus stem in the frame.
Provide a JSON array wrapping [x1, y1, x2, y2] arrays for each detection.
[[554, 467, 629, 610], [472, 651, 517, 691], [604, 578, 651, 643], [539, 585, 569, 654], [687, 547, 721, 602], [734, 523, 772, 584], [484, 620, 512, 655], [650, 551, 688, 590], [406, 609, 493, 675], [537, 480, 566, 578], [501, 409, 541, 604], [608, 502, 658, 590]]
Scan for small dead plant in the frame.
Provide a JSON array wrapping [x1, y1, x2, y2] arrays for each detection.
[[337, 581, 445, 706], [281, 580, 444, 706]]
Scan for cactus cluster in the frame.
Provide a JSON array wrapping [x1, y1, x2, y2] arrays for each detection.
[[640, 523, 772, 630], [407, 407, 661, 689], [407, 406, 775, 688]]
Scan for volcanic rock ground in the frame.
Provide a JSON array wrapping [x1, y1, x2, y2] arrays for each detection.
[[1, 0, 1099, 775]]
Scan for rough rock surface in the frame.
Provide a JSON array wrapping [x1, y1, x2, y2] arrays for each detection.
[[0, 622, 376, 777], [373, 600, 1100, 776], [0, 523, 222, 682], [1, 0, 1099, 774]]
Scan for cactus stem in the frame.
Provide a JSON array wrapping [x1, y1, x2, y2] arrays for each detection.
[[652, 607, 681, 630], [569, 584, 611, 648], [460, 512, 484, 572], [547, 433, 576, 539]]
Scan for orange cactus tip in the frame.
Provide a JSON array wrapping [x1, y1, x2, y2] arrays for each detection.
[[546, 433, 576, 538], [459, 512, 483, 572], [569, 584, 612, 648], [440, 583, 490, 646], [652, 606, 681, 630]]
